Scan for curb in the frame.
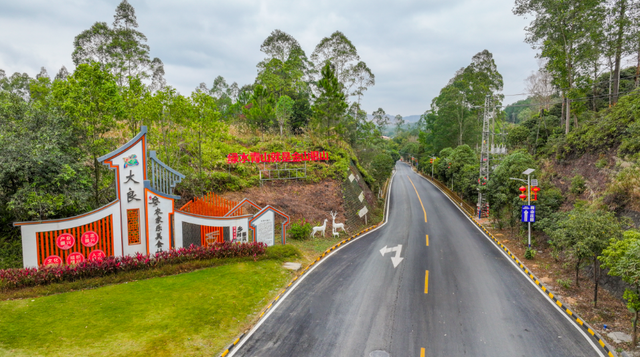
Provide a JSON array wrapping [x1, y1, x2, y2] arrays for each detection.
[[219, 170, 397, 357], [417, 172, 616, 357]]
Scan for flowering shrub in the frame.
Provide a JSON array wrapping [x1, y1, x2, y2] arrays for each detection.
[[0, 242, 266, 290]]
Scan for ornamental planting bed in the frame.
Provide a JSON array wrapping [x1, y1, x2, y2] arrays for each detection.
[[0, 242, 266, 290]]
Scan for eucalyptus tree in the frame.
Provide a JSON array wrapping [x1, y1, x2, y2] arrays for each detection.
[[54, 66, 69, 81], [372, 108, 389, 132], [311, 31, 375, 101], [608, 0, 631, 104], [72, 0, 164, 89], [394, 114, 405, 134], [257, 30, 310, 99], [513, 0, 605, 134]]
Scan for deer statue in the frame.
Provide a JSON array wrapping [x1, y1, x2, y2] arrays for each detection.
[[330, 211, 347, 235], [311, 219, 328, 238]]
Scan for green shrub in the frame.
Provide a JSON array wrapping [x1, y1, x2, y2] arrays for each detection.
[[557, 278, 573, 289], [265, 244, 301, 260], [287, 220, 313, 240], [595, 158, 608, 169], [570, 174, 586, 195], [525, 247, 536, 260]]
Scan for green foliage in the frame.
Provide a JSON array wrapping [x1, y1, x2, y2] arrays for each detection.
[[595, 158, 608, 169], [600, 230, 640, 345], [525, 247, 536, 259], [265, 244, 301, 260], [287, 220, 314, 240], [570, 174, 586, 195], [275, 95, 294, 136], [312, 62, 348, 139], [557, 278, 573, 289], [544, 208, 622, 295]]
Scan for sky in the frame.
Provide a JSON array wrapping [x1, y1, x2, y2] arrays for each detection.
[[0, 0, 539, 117]]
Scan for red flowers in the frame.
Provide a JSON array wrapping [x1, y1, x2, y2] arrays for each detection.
[[0, 242, 266, 290]]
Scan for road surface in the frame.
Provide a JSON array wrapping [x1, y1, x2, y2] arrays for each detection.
[[230, 163, 602, 357]]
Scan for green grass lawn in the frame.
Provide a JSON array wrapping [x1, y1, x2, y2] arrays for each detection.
[[0, 260, 292, 357]]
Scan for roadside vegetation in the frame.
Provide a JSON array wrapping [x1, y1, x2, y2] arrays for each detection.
[[390, 0, 640, 351], [0, 0, 397, 271]]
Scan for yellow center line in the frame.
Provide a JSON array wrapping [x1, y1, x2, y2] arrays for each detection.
[[426, 234, 429, 246], [424, 270, 429, 294], [420, 347, 425, 357], [408, 176, 427, 222]]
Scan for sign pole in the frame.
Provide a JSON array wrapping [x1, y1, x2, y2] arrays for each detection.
[[527, 174, 531, 248]]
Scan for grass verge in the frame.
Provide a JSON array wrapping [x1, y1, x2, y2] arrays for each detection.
[[0, 250, 299, 357]]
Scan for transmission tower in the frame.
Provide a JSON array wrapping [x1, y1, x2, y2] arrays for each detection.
[[477, 95, 492, 218]]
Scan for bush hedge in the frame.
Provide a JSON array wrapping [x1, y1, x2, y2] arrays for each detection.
[[0, 242, 266, 290]]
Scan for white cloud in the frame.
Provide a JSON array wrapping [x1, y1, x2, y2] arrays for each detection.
[[0, 0, 538, 115]]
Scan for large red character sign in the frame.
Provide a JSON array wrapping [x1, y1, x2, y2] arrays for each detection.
[[227, 151, 329, 164], [56, 233, 75, 250], [81, 231, 99, 247]]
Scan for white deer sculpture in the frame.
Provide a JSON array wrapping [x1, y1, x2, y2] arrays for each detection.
[[311, 219, 328, 238], [330, 211, 347, 236]]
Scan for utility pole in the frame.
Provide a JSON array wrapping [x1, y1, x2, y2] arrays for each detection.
[[477, 95, 492, 218]]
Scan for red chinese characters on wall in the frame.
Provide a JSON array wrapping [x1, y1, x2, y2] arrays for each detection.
[[88, 250, 106, 261], [80, 231, 99, 247], [56, 233, 75, 250], [226, 151, 329, 164], [66, 252, 85, 265], [43, 255, 63, 267]]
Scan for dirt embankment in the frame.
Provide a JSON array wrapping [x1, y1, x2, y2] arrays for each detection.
[[220, 179, 347, 227]]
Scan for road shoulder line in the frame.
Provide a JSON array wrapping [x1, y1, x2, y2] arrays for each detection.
[[415, 171, 613, 357]]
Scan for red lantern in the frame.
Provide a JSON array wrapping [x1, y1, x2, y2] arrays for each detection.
[[519, 186, 526, 193], [532, 186, 540, 193], [519, 194, 527, 200]]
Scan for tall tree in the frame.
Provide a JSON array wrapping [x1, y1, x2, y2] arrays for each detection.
[[275, 95, 294, 136], [243, 84, 275, 139], [312, 62, 348, 139], [513, 0, 605, 134], [52, 62, 124, 206], [372, 108, 389, 132], [394, 114, 405, 135], [311, 31, 374, 101], [72, 0, 164, 89]]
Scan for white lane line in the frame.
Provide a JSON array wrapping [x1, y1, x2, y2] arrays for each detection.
[[414, 172, 605, 357], [228, 169, 398, 356]]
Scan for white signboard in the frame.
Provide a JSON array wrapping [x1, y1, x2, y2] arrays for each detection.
[[349, 174, 355, 182], [146, 191, 173, 253], [254, 211, 275, 246], [531, 179, 538, 187], [358, 192, 365, 202], [359, 206, 369, 218]]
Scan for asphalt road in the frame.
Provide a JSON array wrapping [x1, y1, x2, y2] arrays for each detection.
[[230, 163, 602, 357]]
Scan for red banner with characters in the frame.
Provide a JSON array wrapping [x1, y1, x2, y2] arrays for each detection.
[[227, 151, 329, 164]]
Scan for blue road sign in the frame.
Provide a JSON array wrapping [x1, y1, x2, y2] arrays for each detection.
[[521, 205, 536, 223]]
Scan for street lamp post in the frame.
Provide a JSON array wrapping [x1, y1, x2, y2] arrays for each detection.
[[510, 168, 535, 249]]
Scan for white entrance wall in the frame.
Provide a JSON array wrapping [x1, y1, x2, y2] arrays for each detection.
[[173, 211, 252, 248], [14, 201, 122, 268]]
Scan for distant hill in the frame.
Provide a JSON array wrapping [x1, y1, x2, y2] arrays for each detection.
[[365, 114, 422, 123]]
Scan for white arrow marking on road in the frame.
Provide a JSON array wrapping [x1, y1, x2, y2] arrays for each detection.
[[379, 244, 404, 268]]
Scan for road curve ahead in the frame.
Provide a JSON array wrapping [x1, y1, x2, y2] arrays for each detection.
[[230, 163, 602, 357]]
